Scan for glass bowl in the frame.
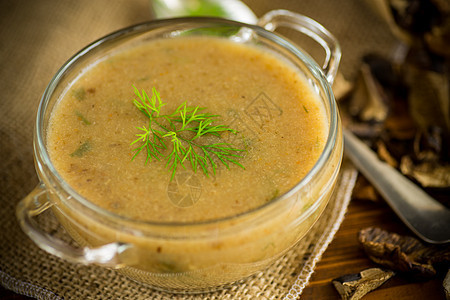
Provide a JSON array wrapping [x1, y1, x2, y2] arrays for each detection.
[[16, 10, 342, 293]]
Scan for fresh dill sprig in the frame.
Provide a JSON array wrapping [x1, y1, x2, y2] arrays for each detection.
[[131, 86, 245, 179]]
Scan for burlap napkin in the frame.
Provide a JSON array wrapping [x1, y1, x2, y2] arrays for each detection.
[[0, 0, 396, 299]]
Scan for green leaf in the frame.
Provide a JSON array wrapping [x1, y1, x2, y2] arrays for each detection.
[[72, 87, 86, 101], [131, 87, 246, 180], [75, 111, 91, 125], [71, 141, 91, 157]]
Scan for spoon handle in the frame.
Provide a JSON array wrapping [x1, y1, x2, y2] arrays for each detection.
[[343, 129, 450, 244]]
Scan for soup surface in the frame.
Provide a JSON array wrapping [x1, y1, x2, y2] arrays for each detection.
[[47, 36, 327, 222]]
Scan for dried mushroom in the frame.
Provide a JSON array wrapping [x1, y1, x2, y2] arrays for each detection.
[[400, 155, 450, 188], [333, 72, 353, 101], [358, 227, 450, 279], [341, 51, 449, 204], [376, 139, 399, 168], [341, 0, 450, 203], [405, 63, 449, 142], [445, 268, 450, 300], [425, 16, 450, 58], [348, 59, 388, 123], [345, 53, 411, 138], [374, 0, 450, 54], [402, 64, 450, 191], [352, 175, 380, 202], [390, 0, 442, 36], [332, 268, 395, 300]]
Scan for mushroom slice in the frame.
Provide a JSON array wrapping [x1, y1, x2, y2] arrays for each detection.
[[332, 268, 395, 300], [358, 227, 450, 279]]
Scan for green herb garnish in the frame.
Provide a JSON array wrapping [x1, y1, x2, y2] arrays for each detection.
[[71, 141, 91, 157], [131, 86, 245, 179], [302, 105, 309, 113], [72, 87, 86, 101], [75, 111, 91, 125]]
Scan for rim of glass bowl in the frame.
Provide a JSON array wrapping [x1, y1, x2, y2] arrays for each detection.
[[36, 17, 338, 228]]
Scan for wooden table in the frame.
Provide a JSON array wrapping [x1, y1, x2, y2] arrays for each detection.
[[1, 194, 446, 299]]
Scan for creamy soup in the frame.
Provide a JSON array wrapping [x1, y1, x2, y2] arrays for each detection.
[[47, 36, 327, 223]]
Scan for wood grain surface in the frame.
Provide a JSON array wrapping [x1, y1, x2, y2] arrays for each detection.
[[1, 194, 446, 299]]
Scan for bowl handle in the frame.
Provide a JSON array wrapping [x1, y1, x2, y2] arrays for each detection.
[[258, 9, 341, 84], [16, 184, 132, 268]]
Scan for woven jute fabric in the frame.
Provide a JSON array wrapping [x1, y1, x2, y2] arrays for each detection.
[[0, 0, 396, 299]]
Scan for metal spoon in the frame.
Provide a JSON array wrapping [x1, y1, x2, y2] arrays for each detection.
[[344, 129, 450, 244]]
